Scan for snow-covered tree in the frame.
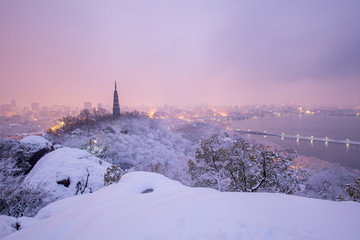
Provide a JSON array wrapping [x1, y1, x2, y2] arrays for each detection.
[[188, 136, 303, 193], [188, 136, 230, 191]]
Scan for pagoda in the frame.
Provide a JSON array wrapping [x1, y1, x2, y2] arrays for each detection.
[[113, 82, 120, 118]]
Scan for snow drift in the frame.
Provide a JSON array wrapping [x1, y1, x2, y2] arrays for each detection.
[[4, 172, 360, 240], [0, 216, 16, 239]]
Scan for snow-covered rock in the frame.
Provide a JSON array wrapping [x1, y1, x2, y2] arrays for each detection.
[[5, 172, 360, 240], [23, 147, 111, 201], [19, 135, 54, 173], [20, 136, 52, 151], [0, 135, 54, 174]]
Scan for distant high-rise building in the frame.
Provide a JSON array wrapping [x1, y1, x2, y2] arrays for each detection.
[[84, 102, 92, 110], [113, 82, 120, 117], [31, 102, 40, 111], [97, 103, 103, 109]]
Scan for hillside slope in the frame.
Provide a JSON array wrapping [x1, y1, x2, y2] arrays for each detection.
[[4, 172, 360, 240]]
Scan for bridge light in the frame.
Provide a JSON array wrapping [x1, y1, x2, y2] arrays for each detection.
[[281, 133, 285, 140]]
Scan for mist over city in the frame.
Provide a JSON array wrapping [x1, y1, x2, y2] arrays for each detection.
[[1, 1, 360, 240]]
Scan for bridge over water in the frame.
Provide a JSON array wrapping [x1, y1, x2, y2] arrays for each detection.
[[235, 130, 360, 146]]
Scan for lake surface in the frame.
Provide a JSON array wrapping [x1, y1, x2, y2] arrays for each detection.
[[230, 116, 360, 170]]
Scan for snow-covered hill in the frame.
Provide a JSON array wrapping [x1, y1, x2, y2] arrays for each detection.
[[3, 172, 360, 240], [46, 117, 193, 183]]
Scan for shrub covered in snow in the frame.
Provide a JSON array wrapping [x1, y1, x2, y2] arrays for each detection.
[[104, 165, 125, 186], [0, 136, 54, 218], [337, 177, 360, 202], [0, 184, 50, 218], [345, 178, 360, 202]]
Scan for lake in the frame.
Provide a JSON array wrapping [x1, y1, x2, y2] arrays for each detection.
[[230, 116, 360, 170]]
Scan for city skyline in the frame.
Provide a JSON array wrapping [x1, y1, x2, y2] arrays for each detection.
[[1, 1, 360, 108]]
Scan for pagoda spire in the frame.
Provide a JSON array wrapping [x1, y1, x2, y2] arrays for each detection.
[[113, 81, 120, 118]]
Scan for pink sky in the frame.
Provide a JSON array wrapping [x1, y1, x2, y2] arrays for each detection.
[[1, 1, 359, 108]]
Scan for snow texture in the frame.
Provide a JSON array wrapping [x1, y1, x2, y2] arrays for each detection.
[[22, 147, 111, 201], [4, 172, 360, 240]]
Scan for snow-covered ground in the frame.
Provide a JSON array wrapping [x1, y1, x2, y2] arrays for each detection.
[[0, 216, 16, 239], [3, 172, 360, 240]]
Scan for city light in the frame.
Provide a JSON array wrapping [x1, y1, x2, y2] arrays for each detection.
[[148, 111, 156, 119]]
